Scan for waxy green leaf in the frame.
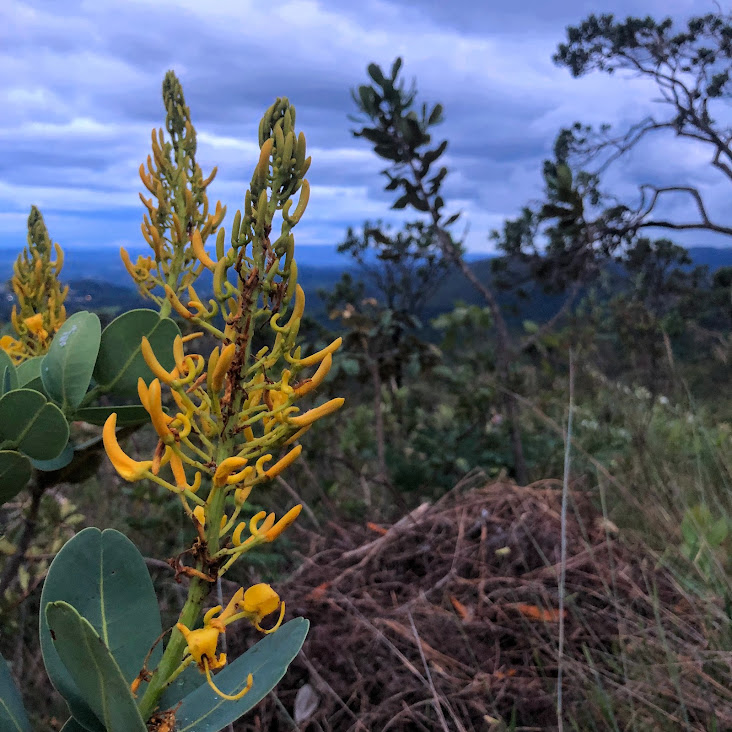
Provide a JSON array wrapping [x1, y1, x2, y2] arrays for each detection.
[[0, 388, 69, 460], [40, 528, 162, 731], [0, 653, 31, 732], [0, 450, 32, 505], [93, 309, 180, 398], [41, 312, 101, 412], [45, 602, 147, 732], [0, 351, 17, 396], [15, 356, 43, 390], [174, 618, 309, 731]]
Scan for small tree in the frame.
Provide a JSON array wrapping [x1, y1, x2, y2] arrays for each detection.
[[350, 58, 541, 481]]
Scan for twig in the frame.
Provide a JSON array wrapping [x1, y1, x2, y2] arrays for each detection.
[[557, 347, 574, 732], [143, 557, 240, 593], [0, 480, 45, 596], [339, 503, 431, 562], [276, 475, 320, 529], [299, 650, 367, 729], [270, 692, 299, 730]]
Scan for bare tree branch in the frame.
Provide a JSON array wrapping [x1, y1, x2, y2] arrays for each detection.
[[633, 185, 732, 236]]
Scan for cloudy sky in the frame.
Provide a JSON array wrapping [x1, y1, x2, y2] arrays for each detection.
[[1, 0, 729, 261]]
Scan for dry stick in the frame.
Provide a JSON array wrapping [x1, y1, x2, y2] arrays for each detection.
[[557, 347, 574, 732], [0, 480, 45, 596], [275, 475, 320, 529], [298, 650, 368, 730], [406, 609, 466, 732], [269, 691, 300, 730]]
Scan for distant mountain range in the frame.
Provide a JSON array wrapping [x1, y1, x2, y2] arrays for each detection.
[[1, 245, 729, 285], [1, 245, 730, 327]]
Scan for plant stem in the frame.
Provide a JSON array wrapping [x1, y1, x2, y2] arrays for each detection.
[[137, 460, 229, 720], [137, 573, 207, 720]]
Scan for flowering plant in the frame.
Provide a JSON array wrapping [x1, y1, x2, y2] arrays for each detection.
[[0, 70, 341, 731]]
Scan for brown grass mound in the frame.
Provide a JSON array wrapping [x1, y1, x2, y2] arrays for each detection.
[[233, 472, 731, 731]]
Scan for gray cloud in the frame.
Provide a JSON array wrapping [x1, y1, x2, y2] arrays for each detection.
[[0, 0, 728, 261]]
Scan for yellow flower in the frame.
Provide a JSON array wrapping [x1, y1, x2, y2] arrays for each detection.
[[264, 504, 302, 542], [287, 397, 345, 428], [169, 451, 202, 493], [241, 584, 280, 618], [103, 413, 153, 481], [0, 335, 25, 363], [176, 589, 255, 701], [23, 313, 48, 339], [175, 623, 226, 672], [237, 583, 285, 634], [231, 504, 302, 549], [213, 456, 250, 487]]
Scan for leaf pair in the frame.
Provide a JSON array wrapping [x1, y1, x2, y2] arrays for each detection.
[[0, 388, 68, 503], [0, 309, 180, 505], [41, 308, 180, 412], [39, 528, 308, 731]]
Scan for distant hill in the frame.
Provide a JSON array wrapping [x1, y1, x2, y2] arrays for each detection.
[[1, 245, 729, 327]]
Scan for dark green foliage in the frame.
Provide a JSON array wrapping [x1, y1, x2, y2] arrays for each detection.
[[350, 57, 458, 229]]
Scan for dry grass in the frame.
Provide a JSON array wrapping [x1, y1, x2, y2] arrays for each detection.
[[226, 470, 732, 731]]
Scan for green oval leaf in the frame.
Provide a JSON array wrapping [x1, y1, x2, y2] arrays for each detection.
[[0, 389, 69, 460], [31, 443, 75, 472], [174, 618, 309, 731], [73, 405, 151, 427], [40, 528, 163, 730], [45, 602, 147, 732], [15, 356, 43, 388], [0, 351, 17, 395], [0, 451, 32, 505], [41, 312, 101, 411], [93, 310, 180, 398], [0, 652, 32, 732]]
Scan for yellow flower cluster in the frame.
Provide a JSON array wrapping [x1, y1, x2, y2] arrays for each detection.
[[103, 289, 343, 574], [0, 207, 67, 363], [173, 583, 283, 700], [120, 71, 226, 316], [110, 81, 344, 710], [103, 95, 343, 571]]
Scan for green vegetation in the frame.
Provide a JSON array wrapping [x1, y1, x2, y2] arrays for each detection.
[[1, 8, 730, 731]]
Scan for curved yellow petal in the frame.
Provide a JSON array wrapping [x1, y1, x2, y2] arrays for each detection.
[[191, 229, 217, 270], [287, 398, 345, 428], [213, 456, 248, 487], [103, 413, 152, 482], [265, 505, 302, 542], [141, 337, 175, 384], [293, 353, 332, 397], [263, 445, 302, 479], [296, 337, 342, 367], [211, 342, 236, 392]]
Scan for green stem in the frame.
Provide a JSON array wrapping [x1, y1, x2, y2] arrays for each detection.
[[137, 573, 208, 720], [138, 452, 230, 720]]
